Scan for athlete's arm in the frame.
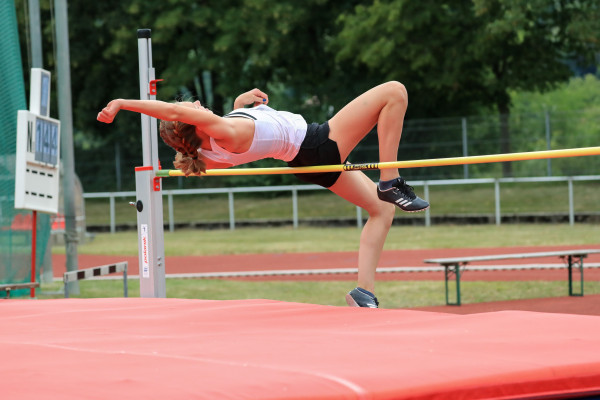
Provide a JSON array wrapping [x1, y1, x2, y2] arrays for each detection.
[[97, 99, 234, 140]]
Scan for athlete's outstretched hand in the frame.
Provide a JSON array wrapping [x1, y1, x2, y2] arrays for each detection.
[[233, 88, 269, 109], [97, 99, 122, 123]]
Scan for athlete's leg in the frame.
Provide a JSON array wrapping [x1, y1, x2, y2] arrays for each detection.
[[328, 171, 396, 293], [328, 81, 429, 213], [328, 81, 408, 181]]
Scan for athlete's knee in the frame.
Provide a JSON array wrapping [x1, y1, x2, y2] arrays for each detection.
[[382, 81, 408, 109], [369, 201, 396, 225]]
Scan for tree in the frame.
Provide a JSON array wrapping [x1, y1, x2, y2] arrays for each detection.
[[331, 0, 600, 175], [17, 0, 373, 190], [16, 0, 599, 190], [471, 0, 600, 175], [331, 1, 492, 117]]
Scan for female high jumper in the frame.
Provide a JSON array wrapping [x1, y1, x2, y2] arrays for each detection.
[[98, 81, 429, 308]]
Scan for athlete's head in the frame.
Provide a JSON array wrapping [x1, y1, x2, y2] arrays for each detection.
[[159, 101, 206, 176]]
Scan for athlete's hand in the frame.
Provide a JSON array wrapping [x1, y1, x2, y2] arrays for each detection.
[[97, 99, 122, 123], [249, 88, 269, 106], [233, 88, 269, 109]]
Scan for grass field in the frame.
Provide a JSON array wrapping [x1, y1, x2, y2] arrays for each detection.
[[54, 224, 600, 256], [42, 223, 600, 307]]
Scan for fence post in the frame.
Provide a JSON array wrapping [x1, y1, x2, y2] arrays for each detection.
[[494, 180, 501, 226], [168, 192, 174, 232], [424, 182, 431, 227], [292, 187, 298, 229], [568, 178, 574, 226], [228, 191, 235, 230], [109, 194, 116, 234], [123, 266, 128, 298], [356, 206, 363, 228]]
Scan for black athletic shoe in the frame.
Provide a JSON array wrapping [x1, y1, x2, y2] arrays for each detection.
[[346, 288, 379, 308], [377, 177, 430, 212]]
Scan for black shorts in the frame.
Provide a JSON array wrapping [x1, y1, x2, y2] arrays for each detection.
[[287, 121, 342, 188]]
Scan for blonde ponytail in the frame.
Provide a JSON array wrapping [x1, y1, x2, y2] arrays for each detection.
[[173, 152, 207, 176]]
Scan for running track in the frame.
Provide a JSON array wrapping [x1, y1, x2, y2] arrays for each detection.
[[51, 244, 600, 316], [52, 244, 600, 282]]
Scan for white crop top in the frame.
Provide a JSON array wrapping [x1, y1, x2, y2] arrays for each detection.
[[197, 105, 307, 166]]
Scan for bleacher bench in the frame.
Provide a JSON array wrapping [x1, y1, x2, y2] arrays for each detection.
[[424, 249, 600, 305]]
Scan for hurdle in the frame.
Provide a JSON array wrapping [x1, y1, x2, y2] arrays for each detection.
[[63, 262, 128, 298], [133, 29, 600, 299]]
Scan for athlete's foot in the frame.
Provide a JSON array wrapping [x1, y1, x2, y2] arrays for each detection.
[[377, 177, 429, 212], [346, 287, 379, 308]]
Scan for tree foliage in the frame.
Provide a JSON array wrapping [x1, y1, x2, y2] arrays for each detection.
[[14, 0, 600, 189], [332, 0, 600, 175], [331, 0, 485, 118], [333, 0, 599, 114]]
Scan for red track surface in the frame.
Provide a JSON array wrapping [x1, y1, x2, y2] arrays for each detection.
[[51, 244, 600, 315]]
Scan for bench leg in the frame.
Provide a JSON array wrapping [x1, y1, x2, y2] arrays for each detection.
[[444, 264, 461, 306], [568, 255, 584, 297], [123, 269, 128, 298]]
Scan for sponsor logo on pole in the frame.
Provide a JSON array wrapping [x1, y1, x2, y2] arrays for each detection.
[[141, 224, 150, 278], [343, 163, 379, 171]]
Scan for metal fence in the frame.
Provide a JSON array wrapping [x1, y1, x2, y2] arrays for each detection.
[[83, 175, 600, 233]]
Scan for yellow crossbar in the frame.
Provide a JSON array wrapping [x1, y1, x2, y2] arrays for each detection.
[[155, 146, 600, 177]]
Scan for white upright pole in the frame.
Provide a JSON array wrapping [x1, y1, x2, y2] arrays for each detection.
[[137, 31, 152, 165], [135, 29, 166, 297]]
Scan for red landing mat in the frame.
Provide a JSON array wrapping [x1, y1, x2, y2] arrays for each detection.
[[3, 298, 600, 400]]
